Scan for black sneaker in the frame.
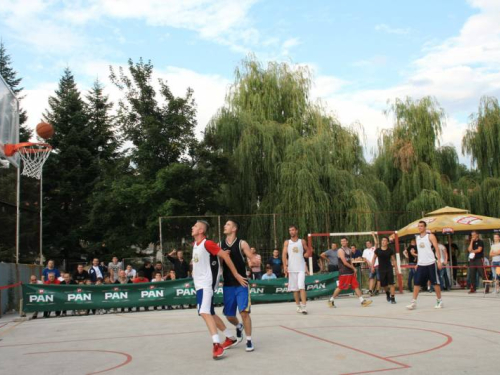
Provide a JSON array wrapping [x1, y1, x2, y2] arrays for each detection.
[[236, 325, 243, 343], [368, 290, 373, 297], [390, 297, 396, 304], [386, 292, 391, 302], [246, 340, 254, 352], [374, 290, 379, 296]]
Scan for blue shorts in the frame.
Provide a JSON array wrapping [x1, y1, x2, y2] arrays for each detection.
[[414, 263, 440, 287], [196, 288, 215, 315], [223, 286, 251, 316]]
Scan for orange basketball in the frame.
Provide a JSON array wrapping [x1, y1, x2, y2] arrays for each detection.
[[36, 122, 54, 139]]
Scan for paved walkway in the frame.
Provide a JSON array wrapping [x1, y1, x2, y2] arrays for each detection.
[[0, 290, 499, 374]]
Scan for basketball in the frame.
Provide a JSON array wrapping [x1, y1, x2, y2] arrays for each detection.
[[36, 122, 54, 139]]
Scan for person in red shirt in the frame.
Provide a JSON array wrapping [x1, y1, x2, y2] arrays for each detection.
[[43, 272, 60, 318], [132, 271, 151, 311]]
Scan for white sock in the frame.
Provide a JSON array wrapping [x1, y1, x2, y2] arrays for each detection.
[[236, 323, 243, 330], [300, 303, 306, 307], [359, 296, 364, 303], [329, 296, 334, 301], [212, 334, 220, 344], [246, 336, 252, 342], [411, 299, 416, 304], [223, 329, 234, 339]]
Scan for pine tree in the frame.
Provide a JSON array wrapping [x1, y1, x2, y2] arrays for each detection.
[[42, 68, 97, 262], [0, 41, 31, 141]]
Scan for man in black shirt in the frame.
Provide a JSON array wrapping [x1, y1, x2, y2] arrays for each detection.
[[140, 260, 155, 281], [404, 238, 418, 291], [73, 264, 89, 283], [167, 250, 190, 279], [371, 236, 398, 304], [467, 231, 484, 293], [266, 249, 283, 277]]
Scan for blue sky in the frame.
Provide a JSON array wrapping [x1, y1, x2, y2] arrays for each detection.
[[1, 0, 500, 163]]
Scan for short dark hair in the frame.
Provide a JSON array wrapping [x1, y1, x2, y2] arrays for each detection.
[[289, 224, 298, 230], [418, 220, 427, 227], [138, 271, 144, 277], [197, 220, 210, 233], [155, 272, 162, 276], [227, 219, 240, 231], [341, 236, 348, 242]]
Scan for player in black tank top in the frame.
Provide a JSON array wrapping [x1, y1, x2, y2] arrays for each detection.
[[221, 238, 247, 286], [220, 220, 256, 352]]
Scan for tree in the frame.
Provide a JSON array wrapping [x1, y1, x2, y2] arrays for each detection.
[[0, 41, 31, 141], [42, 68, 97, 262]]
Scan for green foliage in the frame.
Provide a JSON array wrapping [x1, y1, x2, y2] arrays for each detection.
[[0, 41, 31, 141]]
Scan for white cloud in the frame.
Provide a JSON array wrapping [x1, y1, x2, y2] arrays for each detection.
[[375, 23, 410, 35]]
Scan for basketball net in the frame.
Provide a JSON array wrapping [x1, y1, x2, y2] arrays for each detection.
[[17, 143, 52, 179]]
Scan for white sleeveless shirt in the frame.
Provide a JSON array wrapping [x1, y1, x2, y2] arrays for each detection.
[[287, 238, 306, 272], [192, 239, 220, 291], [416, 233, 436, 266]]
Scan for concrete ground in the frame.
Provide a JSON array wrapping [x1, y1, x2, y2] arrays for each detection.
[[0, 289, 499, 375]]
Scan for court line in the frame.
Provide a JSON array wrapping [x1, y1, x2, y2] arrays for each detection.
[[24, 349, 132, 374], [280, 325, 410, 375]]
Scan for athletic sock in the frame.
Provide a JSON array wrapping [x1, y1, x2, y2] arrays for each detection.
[[223, 329, 235, 339], [236, 323, 243, 330], [329, 296, 334, 302], [212, 334, 220, 344], [358, 296, 364, 303], [246, 336, 252, 342]]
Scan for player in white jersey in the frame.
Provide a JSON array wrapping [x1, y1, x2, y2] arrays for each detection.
[[406, 221, 443, 310], [282, 225, 311, 314], [191, 220, 248, 360]]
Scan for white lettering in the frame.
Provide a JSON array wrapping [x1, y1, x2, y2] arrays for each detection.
[[68, 293, 92, 301], [249, 288, 264, 294], [141, 290, 164, 298], [104, 292, 128, 300], [176, 288, 196, 296], [29, 295, 54, 303]]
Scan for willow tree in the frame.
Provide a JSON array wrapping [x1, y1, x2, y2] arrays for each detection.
[[206, 57, 385, 246], [374, 96, 468, 226]]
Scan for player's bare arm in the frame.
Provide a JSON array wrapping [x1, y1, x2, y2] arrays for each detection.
[[302, 239, 312, 258], [282, 240, 289, 276]]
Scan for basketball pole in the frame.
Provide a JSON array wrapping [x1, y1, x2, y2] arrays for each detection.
[[15, 164, 20, 264], [39, 172, 43, 266]]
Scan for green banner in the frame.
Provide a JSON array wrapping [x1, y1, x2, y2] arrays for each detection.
[[22, 273, 345, 312]]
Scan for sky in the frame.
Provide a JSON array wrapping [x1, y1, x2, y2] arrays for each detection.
[[1, 0, 500, 164]]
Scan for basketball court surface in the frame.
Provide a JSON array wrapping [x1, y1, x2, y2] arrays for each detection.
[[0, 290, 498, 375]]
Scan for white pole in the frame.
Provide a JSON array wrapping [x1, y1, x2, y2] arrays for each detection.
[[15, 164, 20, 264], [39, 173, 43, 266], [328, 231, 373, 237], [158, 217, 163, 256]]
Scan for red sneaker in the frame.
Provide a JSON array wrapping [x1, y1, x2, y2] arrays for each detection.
[[221, 337, 238, 349], [213, 343, 224, 360]]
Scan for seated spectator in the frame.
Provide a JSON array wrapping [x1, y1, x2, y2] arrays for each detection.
[[114, 270, 132, 313], [125, 264, 137, 280], [95, 277, 104, 285], [73, 264, 89, 283], [103, 275, 112, 284], [167, 249, 190, 278], [248, 247, 262, 280], [42, 260, 60, 282], [261, 265, 277, 280], [60, 273, 76, 285], [165, 269, 176, 280], [132, 271, 150, 283], [43, 273, 61, 318], [89, 258, 105, 283], [29, 275, 42, 319], [154, 261, 164, 277], [140, 260, 154, 281], [266, 249, 283, 278], [108, 256, 123, 283], [152, 272, 166, 310]]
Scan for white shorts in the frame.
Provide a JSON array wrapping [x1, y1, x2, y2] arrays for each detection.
[[288, 271, 306, 291], [196, 288, 215, 315]]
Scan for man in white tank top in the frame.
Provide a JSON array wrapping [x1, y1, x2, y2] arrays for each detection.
[[406, 221, 443, 310], [282, 225, 311, 314]]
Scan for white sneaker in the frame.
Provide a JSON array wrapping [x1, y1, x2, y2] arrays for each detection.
[[296, 306, 302, 313], [434, 300, 444, 309], [406, 301, 417, 310], [300, 305, 308, 315]]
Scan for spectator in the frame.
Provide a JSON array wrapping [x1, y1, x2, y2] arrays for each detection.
[[165, 269, 176, 280], [29, 275, 42, 320], [490, 233, 500, 292], [351, 245, 362, 259], [132, 270, 150, 283], [248, 247, 262, 279], [363, 236, 380, 296], [108, 256, 122, 282], [437, 241, 450, 290], [73, 264, 89, 283], [152, 272, 166, 310], [403, 238, 418, 291], [167, 249, 190, 278], [114, 270, 132, 313], [89, 258, 105, 283], [261, 265, 277, 280], [266, 249, 283, 278], [42, 260, 60, 282], [44, 273, 61, 318], [61, 273, 76, 285], [140, 260, 155, 281], [103, 275, 112, 284], [153, 261, 164, 277], [321, 243, 339, 272], [125, 264, 137, 280], [468, 231, 485, 293]]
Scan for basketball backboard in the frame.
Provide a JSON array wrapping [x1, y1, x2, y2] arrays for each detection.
[[0, 73, 20, 168]]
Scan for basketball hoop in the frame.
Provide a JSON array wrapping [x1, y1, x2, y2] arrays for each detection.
[[4, 142, 52, 179]]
